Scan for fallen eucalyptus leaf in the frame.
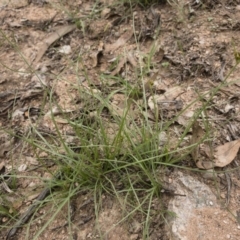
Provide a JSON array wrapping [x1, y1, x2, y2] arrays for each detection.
[[190, 121, 214, 169], [34, 24, 76, 63], [214, 139, 240, 167], [0, 138, 15, 158], [105, 29, 133, 52]]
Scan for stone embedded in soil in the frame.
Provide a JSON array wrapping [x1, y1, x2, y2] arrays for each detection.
[[0, 0, 28, 8], [166, 171, 240, 240]]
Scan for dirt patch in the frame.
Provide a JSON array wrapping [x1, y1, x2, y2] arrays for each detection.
[[1, 0, 240, 239]]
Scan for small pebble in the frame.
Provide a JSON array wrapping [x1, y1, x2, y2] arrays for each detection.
[[18, 164, 27, 172], [2, 217, 8, 223]]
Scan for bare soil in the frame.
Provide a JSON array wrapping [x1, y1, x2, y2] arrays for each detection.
[[1, 0, 240, 239]]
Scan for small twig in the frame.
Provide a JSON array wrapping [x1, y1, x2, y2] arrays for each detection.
[[50, 197, 93, 231], [208, 80, 233, 97], [6, 188, 51, 239], [6, 171, 62, 239]]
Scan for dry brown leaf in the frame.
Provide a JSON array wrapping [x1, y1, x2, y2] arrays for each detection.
[[109, 94, 126, 117], [111, 57, 126, 76], [0, 138, 15, 158], [196, 158, 214, 169], [109, 51, 137, 75], [127, 52, 138, 67], [34, 24, 76, 64], [21, 89, 43, 100], [105, 29, 133, 52], [202, 144, 213, 159], [190, 121, 204, 163], [177, 110, 194, 126], [54, 117, 69, 124], [148, 86, 184, 112], [12, 199, 23, 210], [27, 193, 40, 201], [190, 121, 214, 169], [155, 48, 164, 63], [101, 8, 111, 18], [214, 139, 240, 167], [90, 42, 104, 68]]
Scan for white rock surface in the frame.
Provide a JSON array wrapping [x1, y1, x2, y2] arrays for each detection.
[[166, 171, 239, 240]]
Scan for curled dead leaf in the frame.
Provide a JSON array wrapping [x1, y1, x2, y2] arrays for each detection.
[[190, 121, 204, 163], [190, 121, 214, 169], [105, 29, 133, 53], [90, 42, 104, 68], [0, 138, 15, 158], [111, 57, 126, 76], [148, 86, 184, 120], [127, 52, 138, 67], [214, 139, 240, 167], [155, 48, 164, 63], [34, 24, 76, 64]]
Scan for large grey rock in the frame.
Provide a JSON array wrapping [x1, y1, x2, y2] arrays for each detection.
[[166, 171, 240, 240]]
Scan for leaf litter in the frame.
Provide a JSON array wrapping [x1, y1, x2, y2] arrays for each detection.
[[1, 0, 240, 239]]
